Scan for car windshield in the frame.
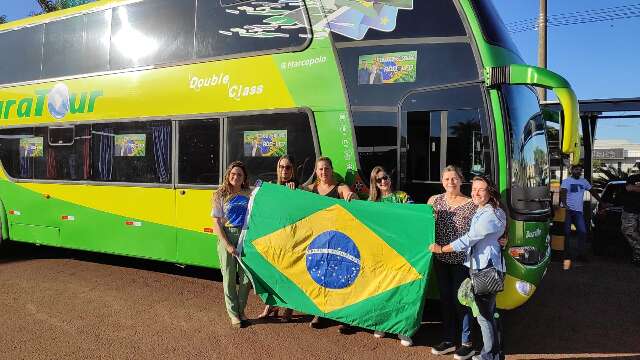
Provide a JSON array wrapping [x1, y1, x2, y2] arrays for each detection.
[[602, 183, 626, 205]]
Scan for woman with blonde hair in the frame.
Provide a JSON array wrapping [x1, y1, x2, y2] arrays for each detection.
[[368, 166, 414, 346], [427, 165, 477, 359], [211, 161, 252, 328], [368, 166, 413, 204]]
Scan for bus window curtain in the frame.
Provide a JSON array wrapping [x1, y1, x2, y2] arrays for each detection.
[[152, 125, 170, 183], [46, 147, 57, 178], [83, 127, 91, 179], [97, 129, 113, 181]]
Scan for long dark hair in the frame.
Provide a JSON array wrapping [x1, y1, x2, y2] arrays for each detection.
[[215, 161, 249, 202], [472, 175, 502, 210]]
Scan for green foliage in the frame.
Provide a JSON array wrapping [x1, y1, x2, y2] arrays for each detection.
[[592, 165, 631, 191], [34, 0, 94, 15]]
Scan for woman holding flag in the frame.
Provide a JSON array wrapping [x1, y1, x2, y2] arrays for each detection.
[[304, 156, 356, 331], [367, 166, 414, 347], [429, 176, 507, 360], [211, 161, 252, 328], [257, 155, 299, 322]]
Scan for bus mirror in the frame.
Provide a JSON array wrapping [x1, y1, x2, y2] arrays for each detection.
[[485, 64, 580, 164]]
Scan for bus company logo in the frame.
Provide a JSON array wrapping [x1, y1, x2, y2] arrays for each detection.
[[47, 83, 70, 119], [0, 83, 103, 121], [189, 73, 264, 101], [526, 228, 543, 239]]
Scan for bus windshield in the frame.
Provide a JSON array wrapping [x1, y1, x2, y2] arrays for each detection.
[[502, 85, 551, 214]]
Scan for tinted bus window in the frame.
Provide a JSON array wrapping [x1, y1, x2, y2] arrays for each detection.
[[43, 11, 111, 78], [178, 119, 221, 185], [502, 86, 550, 213], [0, 128, 35, 179], [31, 125, 91, 181], [353, 111, 398, 183], [110, 0, 196, 69], [469, 0, 520, 56], [332, 0, 466, 43], [195, 0, 310, 60], [337, 43, 478, 107], [91, 121, 172, 184], [0, 25, 44, 84], [226, 112, 316, 185]]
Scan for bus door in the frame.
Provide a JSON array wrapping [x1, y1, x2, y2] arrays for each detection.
[[399, 85, 492, 202]]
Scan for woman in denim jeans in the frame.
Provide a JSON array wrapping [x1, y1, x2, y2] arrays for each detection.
[[430, 176, 506, 360]]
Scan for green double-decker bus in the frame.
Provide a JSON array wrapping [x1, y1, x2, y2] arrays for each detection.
[[0, 0, 579, 309]]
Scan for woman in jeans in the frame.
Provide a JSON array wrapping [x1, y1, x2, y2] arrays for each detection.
[[211, 161, 252, 328], [427, 166, 477, 360], [430, 176, 507, 360]]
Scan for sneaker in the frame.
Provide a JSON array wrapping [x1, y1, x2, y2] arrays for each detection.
[[471, 355, 481, 360], [453, 344, 475, 360], [373, 331, 386, 338], [398, 334, 413, 347], [431, 341, 455, 355]]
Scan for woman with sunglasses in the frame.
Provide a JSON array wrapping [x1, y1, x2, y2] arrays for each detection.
[[368, 166, 414, 346], [429, 176, 506, 360], [257, 155, 298, 322], [368, 166, 413, 204]]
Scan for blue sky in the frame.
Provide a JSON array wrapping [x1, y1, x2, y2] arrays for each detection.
[[2, 0, 639, 142]]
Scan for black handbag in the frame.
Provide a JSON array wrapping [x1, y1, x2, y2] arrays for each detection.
[[469, 246, 504, 296]]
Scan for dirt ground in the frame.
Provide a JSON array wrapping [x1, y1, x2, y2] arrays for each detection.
[[0, 242, 639, 360]]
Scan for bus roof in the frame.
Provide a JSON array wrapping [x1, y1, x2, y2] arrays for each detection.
[[0, 0, 136, 32]]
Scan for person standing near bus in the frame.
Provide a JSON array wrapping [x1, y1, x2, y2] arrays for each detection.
[[212, 161, 252, 328], [304, 156, 356, 331], [257, 155, 298, 322], [367, 166, 414, 346], [430, 176, 507, 360], [427, 166, 477, 360], [621, 163, 640, 267], [560, 164, 601, 269]]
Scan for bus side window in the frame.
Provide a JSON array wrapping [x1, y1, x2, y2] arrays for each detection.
[[178, 119, 221, 186], [225, 112, 317, 186]]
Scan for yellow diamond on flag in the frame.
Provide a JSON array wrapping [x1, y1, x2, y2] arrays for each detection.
[[253, 204, 422, 313]]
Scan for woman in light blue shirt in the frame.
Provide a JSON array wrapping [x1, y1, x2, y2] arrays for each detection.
[[429, 176, 506, 360]]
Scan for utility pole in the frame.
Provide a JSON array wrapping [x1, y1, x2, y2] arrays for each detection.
[[538, 0, 547, 101]]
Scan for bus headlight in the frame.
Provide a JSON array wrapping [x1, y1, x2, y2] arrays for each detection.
[[515, 280, 533, 297], [509, 246, 542, 265]]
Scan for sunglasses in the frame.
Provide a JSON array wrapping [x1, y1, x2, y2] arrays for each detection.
[[376, 175, 390, 184], [278, 164, 292, 170]]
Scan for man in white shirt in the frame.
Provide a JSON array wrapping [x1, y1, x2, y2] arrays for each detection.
[[560, 164, 601, 269]]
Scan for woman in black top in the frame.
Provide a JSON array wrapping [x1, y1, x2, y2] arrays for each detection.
[[304, 157, 356, 332], [305, 156, 355, 200]]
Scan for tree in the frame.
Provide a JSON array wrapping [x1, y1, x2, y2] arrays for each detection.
[[592, 165, 631, 191], [0, 15, 7, 24], [34, 0, 94, 15]]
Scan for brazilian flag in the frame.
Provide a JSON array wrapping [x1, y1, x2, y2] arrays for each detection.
[[240, 183, 434, 336]]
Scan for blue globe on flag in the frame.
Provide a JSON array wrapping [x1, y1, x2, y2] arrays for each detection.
[[306, 230, 361, 289], [47, 83, 70, 119]]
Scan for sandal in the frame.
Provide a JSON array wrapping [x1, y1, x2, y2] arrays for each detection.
[[257, 305, 279, 319], [281, 308, 293, 323]]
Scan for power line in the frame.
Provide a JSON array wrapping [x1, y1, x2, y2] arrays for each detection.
[[506, 3, 640, 33]]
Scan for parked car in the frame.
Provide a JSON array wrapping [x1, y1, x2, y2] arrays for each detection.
[[592, 181, 632, 257]]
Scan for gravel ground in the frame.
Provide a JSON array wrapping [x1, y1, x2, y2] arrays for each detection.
[[1, 242, 639, 360]]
